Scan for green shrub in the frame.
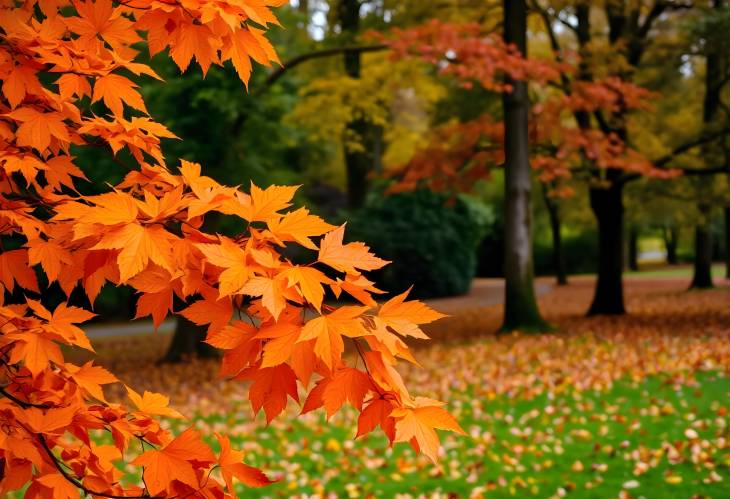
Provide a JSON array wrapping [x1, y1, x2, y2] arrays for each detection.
[[347, 190, 493, 298]]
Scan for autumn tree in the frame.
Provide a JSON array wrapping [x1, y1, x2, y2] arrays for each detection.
[[690, 0, 730, 288], [381, 2, 730, 316], [338, 0, 371, 208], [377, 16, 672, 312], [0, 1, 461, 496], [531, 1, 730, 313], [501, 0, 550, 331]]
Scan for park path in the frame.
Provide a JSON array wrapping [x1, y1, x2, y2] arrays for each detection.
[[83, 278, 552, 340]]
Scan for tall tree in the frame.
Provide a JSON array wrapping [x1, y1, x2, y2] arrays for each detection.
[[725, 207, 730, 277], [501, 0, 550, 331], [542, 183, 569, 285], [533, 1, 725, 314], [691, 203, 715, 287], [627, 225, 640, 271], [691, 0, 727, 288], [339, 0, 373, 208], [664, 225, 680, 264]]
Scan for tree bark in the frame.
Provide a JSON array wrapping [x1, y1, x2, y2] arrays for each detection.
[[542, 184, 568, 285], [158, 318, 218, 364], [339, 0, 371, 209], [725, 206, 730, 277], [588, 176, 626, 315], [627, 225, 639, 271], [663, 225, 679, 265], [690, 203, 714, 289], [689, 0, 724, 289], [500, 0, 549, 332], [575, 5, 625, 315]]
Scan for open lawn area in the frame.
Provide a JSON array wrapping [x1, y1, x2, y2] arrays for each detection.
[[65, 278, 730, 498], [626, 264, 728, 280]]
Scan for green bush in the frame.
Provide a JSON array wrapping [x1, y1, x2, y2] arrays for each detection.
[[347, 190, 493, 298]]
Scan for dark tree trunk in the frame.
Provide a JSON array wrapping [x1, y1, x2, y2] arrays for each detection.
[[158, 318, 218, 364], [576, 4, 625, 316], [725, 206, 730, 278], [339, 0, 370, 209], [663, 225, 679, 265], [627, 225, 639, 271], [588, 177, 626, 315], [697, 0, 725, 283], [344, 120, 371, 209], [542, 184, 568, 285], [690, 204, 714, 289], [500, 0, 549, 332]]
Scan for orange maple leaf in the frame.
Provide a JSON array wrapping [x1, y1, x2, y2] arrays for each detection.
[[377, 288, 447, 339], [245, 364, 299, 423], [392, 400, 465, 463], [216, 434, 275, 490], [322, 367, 373, 417], [357, 398, 396, 442], [267, 207, 335, 249], [318, 225, 390, 274], [92, 223, 176, 282], [126, 386, 184, 419], [93, 74, 148, 118], [298, 306, 369, 369], [196, 238, 250, 297], [132, 428, 215, 496]]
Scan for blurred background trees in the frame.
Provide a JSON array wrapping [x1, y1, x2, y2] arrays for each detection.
[[85, 1, 730, 352]]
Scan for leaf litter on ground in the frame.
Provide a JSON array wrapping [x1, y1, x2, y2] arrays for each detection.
[[71, 277, 729, 498]]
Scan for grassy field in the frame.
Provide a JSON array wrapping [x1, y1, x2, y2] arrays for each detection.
[[626, 263, 727, 280], [26, 279, 730, 499], [167, 370, 728, 498]]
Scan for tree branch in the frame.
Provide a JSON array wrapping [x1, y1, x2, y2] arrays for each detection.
[[37, 434, 152, 499], [262, 44, 388, 90], [1, 382, 152, 498], [653, 127, 730, 167], [0, 386, 51, 409], [620, 127, 730, 183]]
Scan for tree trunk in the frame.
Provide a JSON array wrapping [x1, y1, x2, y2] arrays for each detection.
[[663, 225, 679, 265], [627, 225, 639, 271], [690, 203, 714, 289], [158, 318, 218, 364], [500, 0, 549, 332], [725, 206, 730, 278], [588, 177, 626, 315], [697, 0, 724, 283], [575, 4, 626, 316], [542, 184, 568, 285], [339, 0, 370, 209]]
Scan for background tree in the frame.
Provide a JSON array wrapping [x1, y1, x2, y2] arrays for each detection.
[[691, 0, 730, 287], [502, 0, 550, 331], [378, 13, 678, 319]]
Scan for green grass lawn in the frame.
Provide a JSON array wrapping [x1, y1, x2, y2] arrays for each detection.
[[626, 263, 726, 280], [163, 371, 729, 498]]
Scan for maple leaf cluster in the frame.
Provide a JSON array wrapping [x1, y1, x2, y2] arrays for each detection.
[[378, 19, 563, 92], [378, 20, 679, 195], [0, 1, 461, 497], [385, 115, 505, 194]]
